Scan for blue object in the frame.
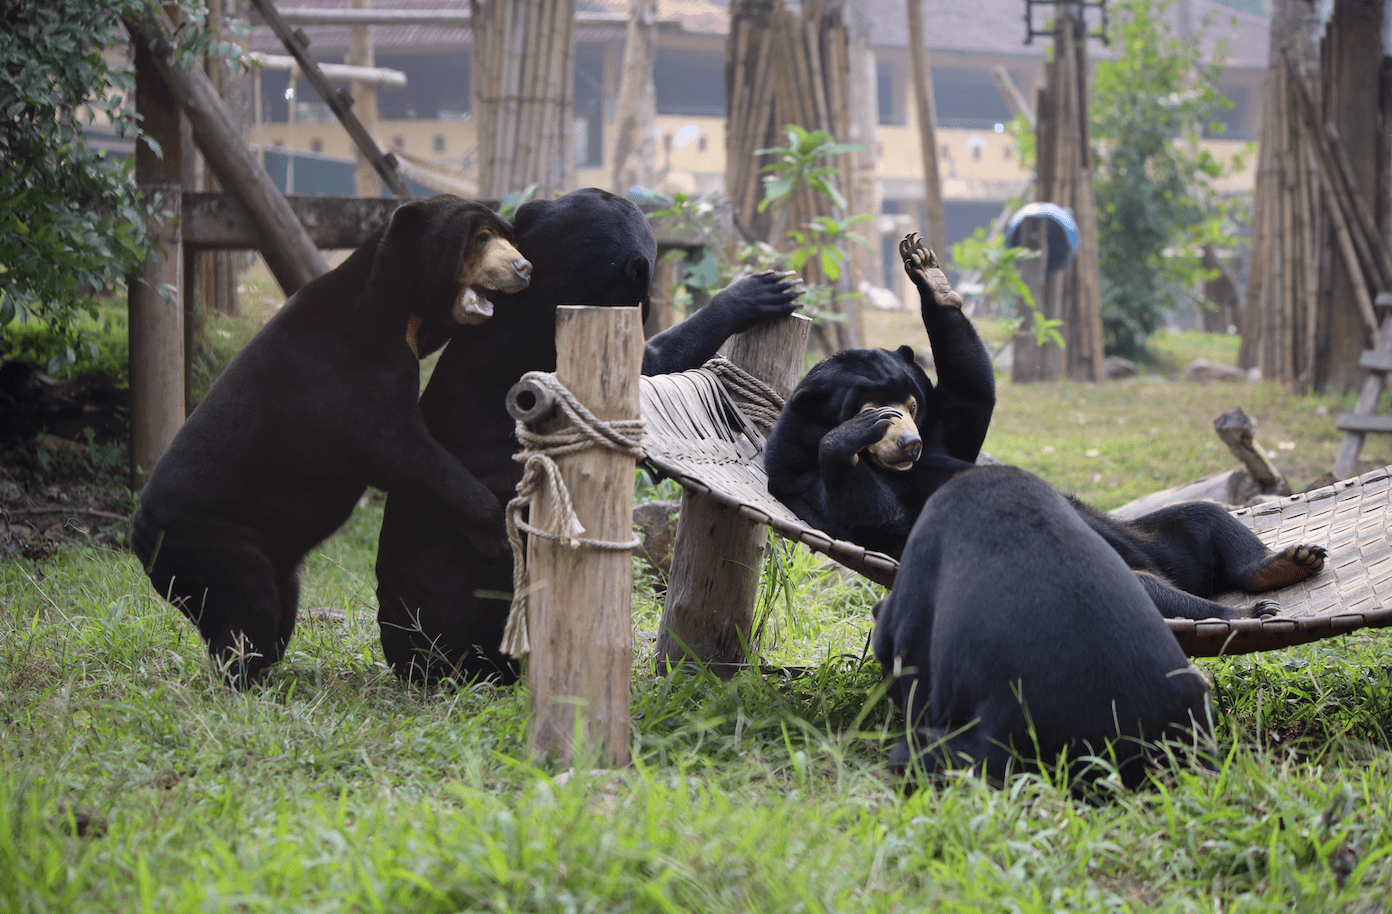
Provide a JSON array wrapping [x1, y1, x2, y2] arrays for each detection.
[[1004, 202, 1080, 275]]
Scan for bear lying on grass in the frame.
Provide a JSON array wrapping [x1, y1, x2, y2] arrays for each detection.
[[765, 233, 1325, 620], [132, 196, 531, 687], [874, 465, 1215, 790], [374, 187, 805, 684]]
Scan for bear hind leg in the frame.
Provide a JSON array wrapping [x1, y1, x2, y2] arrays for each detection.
[[1237, 544, 1327, 593]]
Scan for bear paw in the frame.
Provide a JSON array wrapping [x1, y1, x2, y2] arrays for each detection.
[[1242, 544, 1327, 593], [899, 232, 964, 310], [820, 406, 901, 467]]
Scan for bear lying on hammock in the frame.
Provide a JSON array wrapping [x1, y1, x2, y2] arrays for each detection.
[[763, 233, 1326, 621]]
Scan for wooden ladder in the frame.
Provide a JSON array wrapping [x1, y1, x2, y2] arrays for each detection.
[[1334, 292, 1392, 479]]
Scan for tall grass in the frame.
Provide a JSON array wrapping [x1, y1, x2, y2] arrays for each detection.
[[3, 491, 1391, 910]]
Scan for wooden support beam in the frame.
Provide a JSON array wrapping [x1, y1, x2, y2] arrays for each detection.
[[524, 306, 644, 767], [249, 53, 406, 88], [655, 314, 811, 673], [252, 8, 634, 28], [991, 64, 1035, 129], [125, 7, 328, 295]]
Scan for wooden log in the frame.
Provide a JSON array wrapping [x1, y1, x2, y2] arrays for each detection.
[[655, 314, 811, 674], [250, 54, 406, 87], [1213, 407, 1287, 491], [128, 186, 185, 488], [125, 7, 328, 296], [525, 306, 644, 766], [1333, 295, 1392, 479]]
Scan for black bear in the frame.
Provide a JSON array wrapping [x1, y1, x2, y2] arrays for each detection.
[[131, 196, 531, 687], [375, 187, 804, 683], [765, 234, 1325, 621], [874, 465, 1214, 790], [763, 233, 996, 558]]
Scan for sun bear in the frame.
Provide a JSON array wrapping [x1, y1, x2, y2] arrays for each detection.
[[874, 465, 1216, 790], [131, 196, 530, 687], [765, 233, 1325, 621], [763, 233, 996, 558], [374, 187, 804, 683]]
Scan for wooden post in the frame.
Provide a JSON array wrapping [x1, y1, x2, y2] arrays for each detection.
[[128, 13, 189, 488], [1011, 216, 1050, 383], [655, 313, 812, 674], [349, 0, 381, 197], [129, 186, 185, 487], [906, 0, 946, 255], [526, 306, 644, 767]]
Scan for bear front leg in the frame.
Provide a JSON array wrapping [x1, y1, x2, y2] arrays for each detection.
[[899, 232, 996, 463], [642, 269, 805, 374]]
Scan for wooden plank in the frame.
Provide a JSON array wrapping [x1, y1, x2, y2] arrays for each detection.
[[181, 192, 720, 252], [1358, 349, 1392, 373], [1335, 413, 1392, 435]]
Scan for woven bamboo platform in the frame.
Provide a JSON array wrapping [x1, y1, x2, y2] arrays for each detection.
[[638, 368, 1392, 658]]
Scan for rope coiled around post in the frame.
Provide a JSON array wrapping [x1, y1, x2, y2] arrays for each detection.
[[500, 371, 646, 657]]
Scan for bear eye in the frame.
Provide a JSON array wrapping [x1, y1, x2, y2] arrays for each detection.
[[476, 230, 493, 246], [908, 398, 918, 416]]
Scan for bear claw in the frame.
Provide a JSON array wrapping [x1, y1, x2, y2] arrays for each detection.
[[900, 232, 964, 309]]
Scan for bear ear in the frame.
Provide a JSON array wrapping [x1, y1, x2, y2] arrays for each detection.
[[624, 252, 651, 290], [786, 383, 834, 418], [896, 344, 918, 365]]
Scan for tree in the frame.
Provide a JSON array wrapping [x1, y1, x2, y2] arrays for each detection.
[[1090, 0, 1247, 358], [0, 1, 216, 341]]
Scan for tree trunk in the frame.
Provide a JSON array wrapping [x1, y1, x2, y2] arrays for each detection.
[[905, 0, 945, 256], [1314, 0, 1387, 394], [611, 0, 659, 195]]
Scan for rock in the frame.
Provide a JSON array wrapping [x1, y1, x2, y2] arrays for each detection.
[[1104, 356, 1138, 379], [1183, 359, 1245, 383], [633, 499, 681, 580]]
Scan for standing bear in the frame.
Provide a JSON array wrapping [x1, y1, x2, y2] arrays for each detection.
[[375, 187, 804, 683], [132, 196, 530, 687]]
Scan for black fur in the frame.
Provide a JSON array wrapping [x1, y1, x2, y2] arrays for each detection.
[[764, 235, 995, 558], [131, 196, 529, 687], [874, 465, 1214, 790], [374, 187, 804, 683]]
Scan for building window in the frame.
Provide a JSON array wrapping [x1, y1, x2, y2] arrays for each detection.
[[655, 48, 725, 117], [375, 51, 471, 120], [877, 61, 905, 126], [309, 138, 323, 153], [698, 135, 708, 153], [392, 136, 404, 149], [932, 67, 1016, 130], [433, 134, 445, 152]]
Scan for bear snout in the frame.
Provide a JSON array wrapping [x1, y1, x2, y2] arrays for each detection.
[[511, 257, 533, 284]]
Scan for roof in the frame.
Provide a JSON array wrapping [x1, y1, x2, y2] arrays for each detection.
[[248, 0, 1271, 71]]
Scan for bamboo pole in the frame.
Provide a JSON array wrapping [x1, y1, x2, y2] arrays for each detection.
[[906, 0, 945, 255]]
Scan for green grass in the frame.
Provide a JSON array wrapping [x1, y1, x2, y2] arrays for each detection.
[[5, 308, 1392, 910], [4, 484, 1392, 910]]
